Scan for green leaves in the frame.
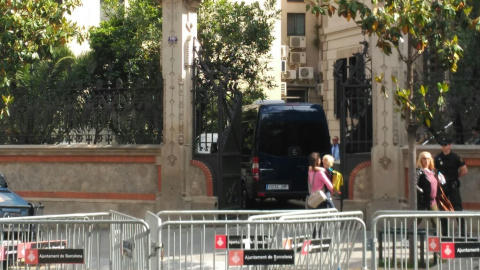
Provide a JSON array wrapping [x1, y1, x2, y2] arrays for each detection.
[[437, 36, 464, 72], [419, 85, 427, 97], [1, 0, 83, 89], [307, 0, 479, 67], [0, 94, 13, 119], [88, 0, 162, 82], [375, 72, 448, 128], [436, 82, 449, 107], [198, 0, 280, 104], [307, 0, 479, 134], [306, 0, 336, 17]]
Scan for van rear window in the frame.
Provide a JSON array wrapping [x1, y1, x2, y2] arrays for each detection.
[[258, 111, 328, 157]]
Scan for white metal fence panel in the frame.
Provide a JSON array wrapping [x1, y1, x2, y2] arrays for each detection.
[[371, 210, 480, 270], [9, 208, 480, 270], [148, 210, 367, 270], [0, 211, 150, 270], [276, 211, 366, 269], [156, 210, 313, 222], [110, 211, 152, 270]]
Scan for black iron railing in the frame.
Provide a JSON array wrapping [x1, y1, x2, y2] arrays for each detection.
[[0, 76, 163, 145]]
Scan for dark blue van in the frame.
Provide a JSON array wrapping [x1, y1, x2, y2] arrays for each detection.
[[242, 103, 331, 207]]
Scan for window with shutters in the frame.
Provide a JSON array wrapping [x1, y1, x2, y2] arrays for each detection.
[[287, 13, 305, 36]]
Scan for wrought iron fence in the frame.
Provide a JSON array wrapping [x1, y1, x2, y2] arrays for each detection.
[[414, 77, 480, 145], [192, 43, 243, 209], [0, 76, 163, 145]]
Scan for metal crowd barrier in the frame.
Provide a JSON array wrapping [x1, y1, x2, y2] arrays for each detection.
[[110, 211, 152, 270], [156, 209, 315, 222], [246, 208, 338, 222], [146, 209, 368, 270], [275, 211, 367, 269], [371, 210, 480, 270], [0, 211, 151, 270], [5, 208, 478, 270]]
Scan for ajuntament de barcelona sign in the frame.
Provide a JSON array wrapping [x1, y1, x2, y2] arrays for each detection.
[[25, 249, 84, 264]]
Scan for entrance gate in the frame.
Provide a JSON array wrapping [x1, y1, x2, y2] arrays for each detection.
[[191, 45, 243, 209], [334, 41, 373, 200]]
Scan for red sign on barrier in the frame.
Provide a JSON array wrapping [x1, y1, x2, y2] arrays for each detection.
[[301, 240, 311, 255], [441, 243, 456, 259], [428, 237, 440, 252], [229, 250, 244, 266], [229, 249, 294, 265], [439, 242, 480, 259], [215, 235, 227, 249], [18, 240, 67, 259], [25, 249, 84, 264]]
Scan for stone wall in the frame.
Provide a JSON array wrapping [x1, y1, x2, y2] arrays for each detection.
[[0, 145, 162, 218], [1, 144, 477, 220]]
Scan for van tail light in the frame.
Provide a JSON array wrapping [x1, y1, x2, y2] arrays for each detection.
[[252, 157, 259, 181]]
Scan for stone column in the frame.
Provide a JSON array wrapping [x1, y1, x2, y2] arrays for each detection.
[[367, 36, 409, 220], [159, 0, 202, 210]]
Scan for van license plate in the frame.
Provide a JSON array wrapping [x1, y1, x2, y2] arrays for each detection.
[[266, 184, 289, 190]]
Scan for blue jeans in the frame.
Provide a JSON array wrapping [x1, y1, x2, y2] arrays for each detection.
[[317, 191, 335, 209], [311, 191, 336, 238]]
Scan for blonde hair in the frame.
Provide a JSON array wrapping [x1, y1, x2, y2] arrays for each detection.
[[322, 154, 334, 168], [416, 151, 435, 170]]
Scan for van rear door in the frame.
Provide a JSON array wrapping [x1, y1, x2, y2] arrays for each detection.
[[255, 104, 330, 199]]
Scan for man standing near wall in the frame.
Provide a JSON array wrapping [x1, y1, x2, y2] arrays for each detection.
[[331, 136, 340, 161], [434, 135, 468, 235]]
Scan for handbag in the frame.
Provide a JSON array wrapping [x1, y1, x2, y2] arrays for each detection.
[[307, 171, 327, 208], [307, 189, 327, 208], [437, 184, 454, 211]]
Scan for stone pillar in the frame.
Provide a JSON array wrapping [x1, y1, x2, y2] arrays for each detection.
[[159, 0, 202, 210], [367, 36, 409, 221]]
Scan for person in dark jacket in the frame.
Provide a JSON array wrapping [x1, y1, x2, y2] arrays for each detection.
[[416, 151, 439, 211], [416, 151, 441, 228], [434, 135, 468, 236]]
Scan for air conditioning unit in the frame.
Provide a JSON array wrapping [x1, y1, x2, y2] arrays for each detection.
[[281, 45, 289, 59], [298, 67, 314, 79], [289, 52, 306, 64], [289, 36, 306, 49], [282, 70, 296, 80], [281, 60, 287, 72], [281, 82, 287, 96]]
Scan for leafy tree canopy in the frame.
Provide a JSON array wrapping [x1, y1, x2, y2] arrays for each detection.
[[0, 0, 84, 88], [306, 0, 479, 136], [198, 0, 281, 105], [88, 0, 162, 82], [306, 0, 480, 210]]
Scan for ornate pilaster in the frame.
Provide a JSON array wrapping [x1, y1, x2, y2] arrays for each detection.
[[367, 35, 409, 219], [159, 0, 202, 209]]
